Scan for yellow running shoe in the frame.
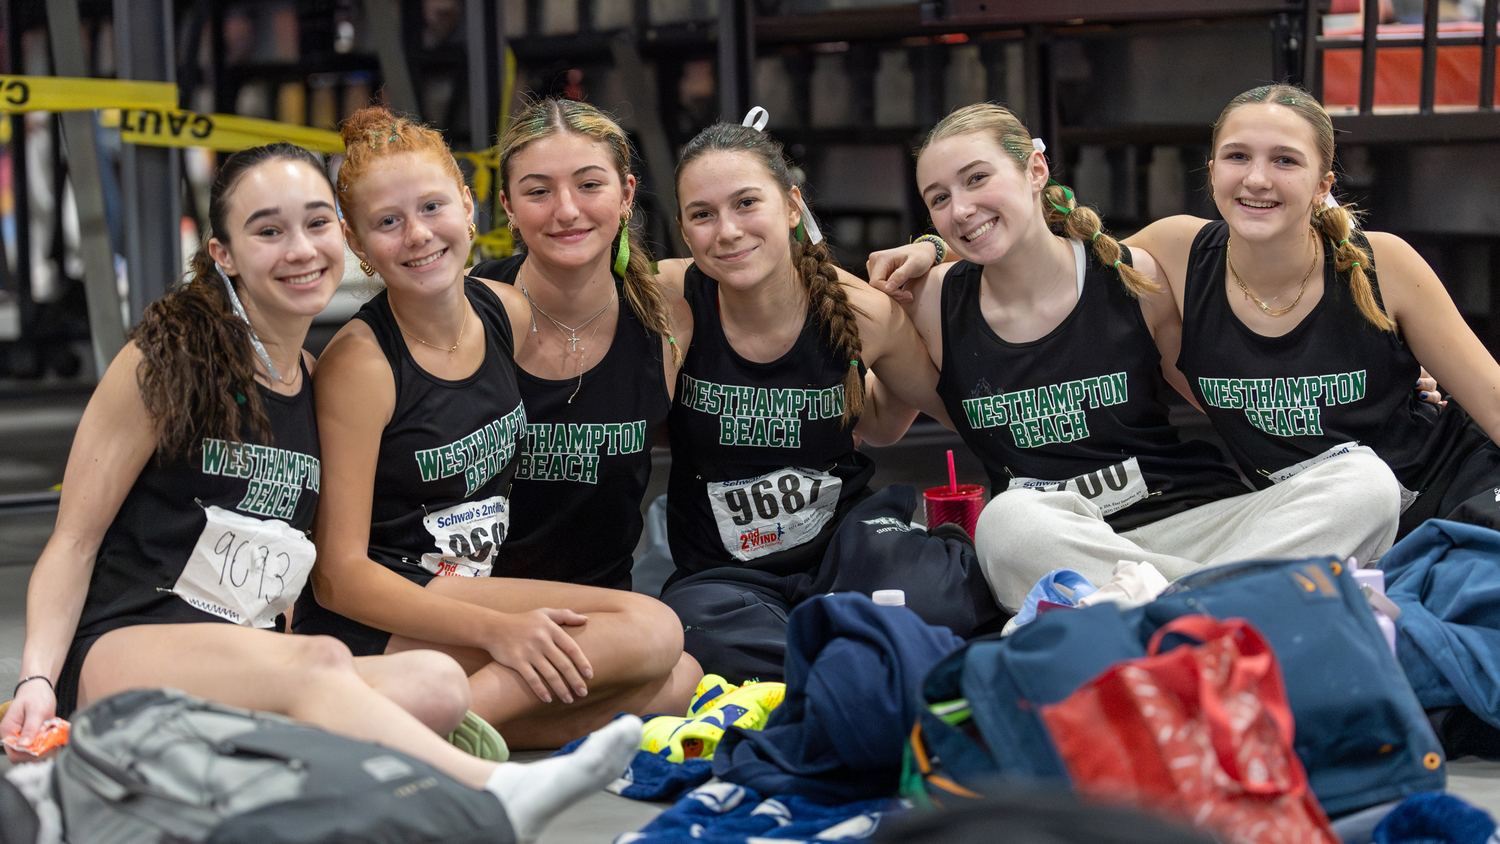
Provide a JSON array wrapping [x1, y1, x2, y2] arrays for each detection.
[[687, 674, 734, 716], [640, 679, 786, 762]]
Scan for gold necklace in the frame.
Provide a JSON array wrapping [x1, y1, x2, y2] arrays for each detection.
[[1226, 235, 1318, 317], [398, 305, 469, 354]]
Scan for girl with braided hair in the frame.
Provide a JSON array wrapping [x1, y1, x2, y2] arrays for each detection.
[[468, 97, 693, 591], [653, 116, 952, 682], [1126, 84, 1500, 539], [866, 102, 1400, 615], [295, 106, 700, 749]]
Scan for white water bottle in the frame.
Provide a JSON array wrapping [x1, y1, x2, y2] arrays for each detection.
[[1351, 563, 1397, 656], [872, 589, 906, 608]]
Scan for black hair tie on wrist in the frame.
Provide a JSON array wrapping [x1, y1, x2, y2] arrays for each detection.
[[13, 675, 53, 696]]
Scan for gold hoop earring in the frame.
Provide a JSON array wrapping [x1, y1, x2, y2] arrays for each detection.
[[468, 222, 478, 240], [359, 260, 375, 277], [506, 219, 517, 233]]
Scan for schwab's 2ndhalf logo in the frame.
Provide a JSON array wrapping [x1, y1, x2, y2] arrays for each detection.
[[739, 522, 787, 553]]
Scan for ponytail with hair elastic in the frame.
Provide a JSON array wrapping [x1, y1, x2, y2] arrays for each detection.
[[133, 245, 273, 459], [615, 209, 683, 367], [1040, 181, 1159, 297], [1314, 199, 1393, 332], [794, 238, 866, 423]]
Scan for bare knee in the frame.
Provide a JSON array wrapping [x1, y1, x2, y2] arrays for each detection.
[[609, 593, 685, 682], [369, 650, 471, 734], [293, 635, 358, 674]]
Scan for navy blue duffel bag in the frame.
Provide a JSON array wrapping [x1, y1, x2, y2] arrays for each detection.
[[907, 556, 1445, 817]]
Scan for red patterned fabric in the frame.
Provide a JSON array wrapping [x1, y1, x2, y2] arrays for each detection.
[[1040, 616, 1340, 844]]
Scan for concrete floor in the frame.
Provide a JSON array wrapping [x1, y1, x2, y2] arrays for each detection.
[[3, 389, 1500, 842]]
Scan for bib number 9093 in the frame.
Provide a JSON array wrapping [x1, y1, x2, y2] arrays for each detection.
[[174, 506, 315, 627], [708, 467, 840, 562]]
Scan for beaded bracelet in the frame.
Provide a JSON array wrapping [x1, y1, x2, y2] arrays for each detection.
[[913, 234, 947, 266]]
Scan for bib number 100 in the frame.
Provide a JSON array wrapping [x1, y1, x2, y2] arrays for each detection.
[[723, 474, 824, 525]]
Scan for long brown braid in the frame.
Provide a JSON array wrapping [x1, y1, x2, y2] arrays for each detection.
[[133, 143, 330, 459], [496, 98, 681, 368], [919, 103, 1159, 298], [1212, 84, 1393, 332], [676, 122, 866, 423]]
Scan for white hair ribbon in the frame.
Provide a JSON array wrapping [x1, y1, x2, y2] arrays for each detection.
[[1032, 137, 1047, 154], [1323, 192, 1340, 209], [215, 263, 284, 384], [741, 106, 823, 244], [742, 107, 769, 132]]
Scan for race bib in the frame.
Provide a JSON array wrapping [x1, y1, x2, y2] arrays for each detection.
[[173, 505, 315, 628], [1264, 441, 1419, 512], [1006, 457, 1149, 516], [419, 495, 509, 577], [708, 467, 842, 562]]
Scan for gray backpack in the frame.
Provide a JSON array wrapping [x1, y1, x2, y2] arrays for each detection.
[[53, 688, 514, 844]]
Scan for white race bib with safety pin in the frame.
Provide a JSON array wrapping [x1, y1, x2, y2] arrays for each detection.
[[708, 467, 841, 561], [173, 505, 316, 628], [1006, 457, 1150, 516], [420, 495, 509, 577]]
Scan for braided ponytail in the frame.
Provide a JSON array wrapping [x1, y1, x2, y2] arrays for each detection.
[[497, 98, 679, 365], [795, 239, 866, 422], [677, 122, 867, 425], [1041, 183, 1160, 298], [1315, 203, 1392, 332], [1212, 84, 1393, 332]]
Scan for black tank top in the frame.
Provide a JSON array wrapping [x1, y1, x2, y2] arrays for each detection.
[[666, 263, 875, 579], [938, 245, 1249, 531], [472, 256, 670, 588], [76, 362, 320, 639], [359, 279, 527, 579], [1177, 220, 1437, 490]]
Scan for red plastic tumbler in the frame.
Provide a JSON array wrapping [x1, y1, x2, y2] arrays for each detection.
[[924, 448, 985, 538], [923, 483, 987, 539]]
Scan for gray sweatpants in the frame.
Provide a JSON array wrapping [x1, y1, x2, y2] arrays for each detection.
[[973, 446, 1401, 612]]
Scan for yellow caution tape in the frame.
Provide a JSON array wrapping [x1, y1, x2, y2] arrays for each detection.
[[118, 108, 344, 153], [0, 74, 177, 113], [454, 148, 501, 203], [470, 226, 515, 263]]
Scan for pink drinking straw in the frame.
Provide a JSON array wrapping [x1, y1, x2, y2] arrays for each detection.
[[947, 449, 958, 494]]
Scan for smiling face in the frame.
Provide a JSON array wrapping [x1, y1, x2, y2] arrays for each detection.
[[343, 150, 474, 293], [207, 157, 343, 322], [916, 132, 1049, 266], [676, 149, 800, 293], [1210, 102, 1334, 242], [500, 131, 634, 273]]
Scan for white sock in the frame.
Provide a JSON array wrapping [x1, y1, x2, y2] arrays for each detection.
[[483, 714, 642, 843]]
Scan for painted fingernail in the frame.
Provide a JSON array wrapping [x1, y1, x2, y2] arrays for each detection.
[[1421, 392, 1429, 399]]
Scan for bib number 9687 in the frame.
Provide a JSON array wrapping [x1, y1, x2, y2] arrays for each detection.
[[722, 474, 824, 525], [708, 467, 840, 562]]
